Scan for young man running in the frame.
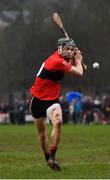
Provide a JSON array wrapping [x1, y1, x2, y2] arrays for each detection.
[[29, 38, 84, 171]]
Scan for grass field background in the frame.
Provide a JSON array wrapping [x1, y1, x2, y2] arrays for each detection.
[[0, 123, 110, 179]]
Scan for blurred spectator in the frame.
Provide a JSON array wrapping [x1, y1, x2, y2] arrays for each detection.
[[17, 100, 26, 124], [93, 96, 106, 124], [106, 96, 110, 123], [71, 98, 82, 124], [101, 96, 110, 123], [59, 95, 69, 124], [9, 98, 26, 124], [81, 96, 94, 125], [0, 103, 3, 112]]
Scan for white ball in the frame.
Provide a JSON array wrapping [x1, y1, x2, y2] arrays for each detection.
[[93, 62, 99, 68]]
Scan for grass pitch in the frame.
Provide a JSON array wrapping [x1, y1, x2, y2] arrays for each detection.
[[0, 123, 110, 179]]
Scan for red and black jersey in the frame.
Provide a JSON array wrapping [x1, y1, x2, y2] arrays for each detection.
[[30, 51, 72, 100]]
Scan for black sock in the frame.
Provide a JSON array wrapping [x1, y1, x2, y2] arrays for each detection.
[[44, 153, 49, 162]]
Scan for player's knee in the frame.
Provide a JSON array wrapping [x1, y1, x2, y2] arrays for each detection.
[[55, 118, 62, 128], [39, 133, 46, 141], [55, 113, 61, 120]]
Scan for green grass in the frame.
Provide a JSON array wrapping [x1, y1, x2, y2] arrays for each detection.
[[0, 124, 110, 179]]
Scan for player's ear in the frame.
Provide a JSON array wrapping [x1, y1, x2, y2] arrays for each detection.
[[58, 45, 62, 55]]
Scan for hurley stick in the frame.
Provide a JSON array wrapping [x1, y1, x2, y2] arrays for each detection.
[[53, 12, 87, 70]]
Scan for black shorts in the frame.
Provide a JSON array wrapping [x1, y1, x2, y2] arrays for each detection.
[[29, 96, 59, 119]]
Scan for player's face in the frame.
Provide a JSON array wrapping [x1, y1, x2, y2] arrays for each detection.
[[61, 45, 76, 60]]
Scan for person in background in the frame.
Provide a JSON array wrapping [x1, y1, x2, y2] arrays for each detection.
[[101, 96, 110, 124], [82, 96, 94, 124], [72, 98, 82, 124], [59, 95, 69, 124]]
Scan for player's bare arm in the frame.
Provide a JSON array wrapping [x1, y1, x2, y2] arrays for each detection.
[[68, 49, 83, 76]]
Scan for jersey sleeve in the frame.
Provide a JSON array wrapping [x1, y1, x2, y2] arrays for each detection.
[[53, 58, 72, 72], [45, 52, 72, 72]]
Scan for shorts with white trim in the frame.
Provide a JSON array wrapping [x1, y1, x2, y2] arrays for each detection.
[[29, 96, 59, 119]]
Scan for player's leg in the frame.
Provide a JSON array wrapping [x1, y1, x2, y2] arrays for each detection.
[[47, 103, 62, 170], [34, 117, 50, 162], [51, 108, 62, 149]]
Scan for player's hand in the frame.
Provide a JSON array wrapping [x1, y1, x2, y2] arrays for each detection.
[[74, 48, 83, 62]]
